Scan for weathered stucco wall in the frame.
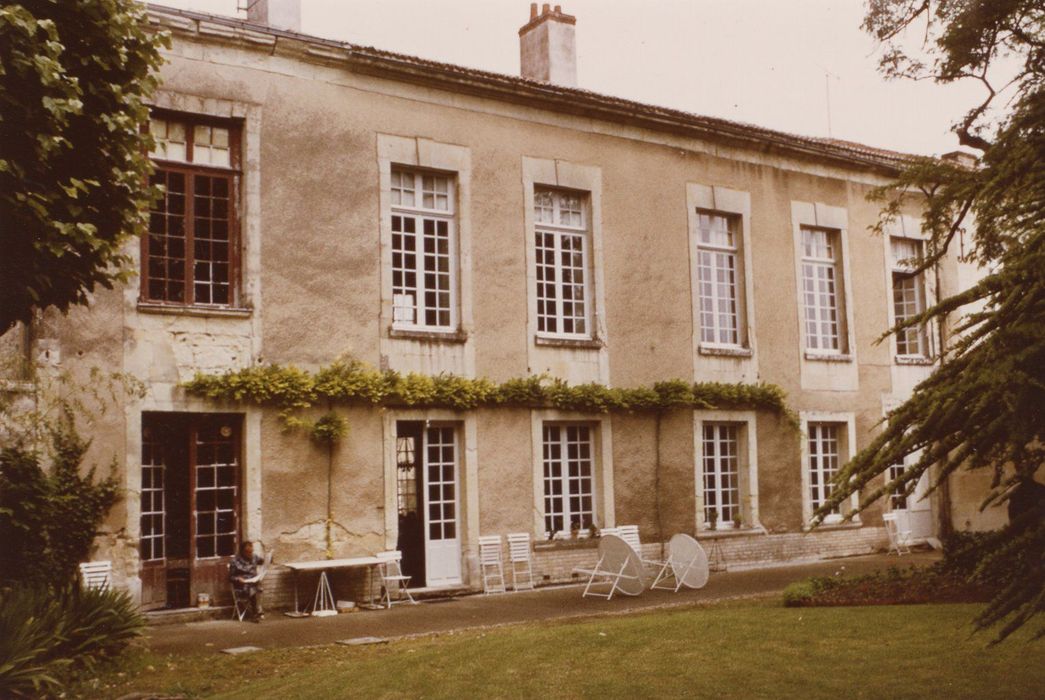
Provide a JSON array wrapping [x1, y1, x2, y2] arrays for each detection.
[[8, 14, 993, 605]]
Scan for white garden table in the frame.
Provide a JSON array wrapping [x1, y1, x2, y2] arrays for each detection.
[[283, 556, 383, 616]]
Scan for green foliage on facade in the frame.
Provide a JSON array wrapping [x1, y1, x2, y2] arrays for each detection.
[[0, 0, 167, 331], [819, 0, 1045, 641], [182, 359, 797, 425]]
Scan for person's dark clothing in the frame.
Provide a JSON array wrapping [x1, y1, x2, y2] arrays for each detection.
[[230, 553, 264, 620]]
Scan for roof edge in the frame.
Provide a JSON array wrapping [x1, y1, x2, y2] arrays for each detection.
[[146, 3, 923, 176]]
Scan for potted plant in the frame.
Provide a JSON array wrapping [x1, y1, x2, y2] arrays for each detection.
[[732, 511, 743, 529], [708, 509, 718, 531]]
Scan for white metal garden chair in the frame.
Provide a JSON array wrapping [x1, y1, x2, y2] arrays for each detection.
[[478, 535, 507, 594], [376, 550, 417, 607], [574, 534, 644, 600], [650, 533, 710, 592], [615, 524, 667, 575], [883, 512, 912, 555], [506, 532, 535, 591], [79, 561, 112, 591]]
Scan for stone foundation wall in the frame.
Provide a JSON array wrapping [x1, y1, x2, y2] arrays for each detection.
[[254, 527, 886, 610]]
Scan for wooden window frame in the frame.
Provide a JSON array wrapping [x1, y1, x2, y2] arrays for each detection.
[[142, 111, 243, 309]]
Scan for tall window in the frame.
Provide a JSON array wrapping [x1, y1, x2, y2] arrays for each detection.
[[696, 212, 742, 346], [888, 462, 909, 511], [891, 237, 929, 357], [542, 424, 594, 536], [193, 422, 239, 559], [391, 169, 456, 330], [702, 423, 740, 527], [145, 115, 239, 306], [800, 227, 844, 352], [808, 423, 841, 516], [140, 432, 166, 562], [534, 189, 591, 338]]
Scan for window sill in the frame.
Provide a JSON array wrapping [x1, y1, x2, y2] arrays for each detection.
[[136, 302, 253, 319], [895, 355, 935, 366], [534, 537, 598, 552], [388, 327, 469, 344], [696, 526, 763, 540], [804, 518, 863, 532], [534, 335, 604, 350], [698, 344, 753, 358], [804, 351, 853, 363]]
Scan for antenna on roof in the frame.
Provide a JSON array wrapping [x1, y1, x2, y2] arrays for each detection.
[[824, 68, 840, 137]]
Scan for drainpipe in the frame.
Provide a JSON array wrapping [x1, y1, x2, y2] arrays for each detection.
[[325, 401, 335, 559], [654, 411, 665, 560]]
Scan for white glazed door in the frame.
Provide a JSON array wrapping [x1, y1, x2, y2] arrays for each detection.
[[423, 426, 461, 586]]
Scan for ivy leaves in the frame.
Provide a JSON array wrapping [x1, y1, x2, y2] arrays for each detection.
[[183, 358, 795, 422]]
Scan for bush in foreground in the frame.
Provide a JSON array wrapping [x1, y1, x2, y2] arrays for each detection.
[[0, 585, 143, 698]]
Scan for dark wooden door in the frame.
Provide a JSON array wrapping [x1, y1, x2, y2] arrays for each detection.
[[189, 417, 241, 607], [139, 420, 168, 610], [395, 421, 425, 585], [140, 413, 241, 609]]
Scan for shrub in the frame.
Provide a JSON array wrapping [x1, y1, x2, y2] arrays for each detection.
[[782, 566, 995, 608], [0, 426, 119, 588], [0, 584, 143, 698]]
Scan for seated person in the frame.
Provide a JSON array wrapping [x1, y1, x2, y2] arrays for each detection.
[[229, 541, 265, 622]]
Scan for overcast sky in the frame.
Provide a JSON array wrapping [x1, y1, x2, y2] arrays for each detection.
[[154, 0, 992, 156]]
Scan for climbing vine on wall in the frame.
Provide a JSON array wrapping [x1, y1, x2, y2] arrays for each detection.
[[182, 359, 798, 438]]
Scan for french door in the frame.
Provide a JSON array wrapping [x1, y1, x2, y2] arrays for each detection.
[[139, 413, 242, 609], [395, 422, 462, 587]]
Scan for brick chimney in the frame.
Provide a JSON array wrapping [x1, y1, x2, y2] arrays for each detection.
[[246, 0, 301, 32], [519, 3, 577, 87]]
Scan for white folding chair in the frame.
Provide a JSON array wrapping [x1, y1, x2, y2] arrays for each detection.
[[573, 534, 644, 600], [616, 525, 642, 553], [477, 535, 507, 594], [883, 512, 912, 555], [376, 550, 418, 607], [230, 565, 250, 621], [650, 533, 710, 592], [616, 524, 665, 573], [506, 532, 535, 591], [79, 561, 112, 591]]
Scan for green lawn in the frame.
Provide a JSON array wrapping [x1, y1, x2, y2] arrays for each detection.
[[72, 602, 1041, 699]]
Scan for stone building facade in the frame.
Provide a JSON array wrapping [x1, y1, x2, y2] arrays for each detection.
[[1, 2, 1002, 610]]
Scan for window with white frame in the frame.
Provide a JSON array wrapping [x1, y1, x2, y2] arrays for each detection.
[[702, 423, 741, 527], [696, 212, 743, 346], [390, 168, 456, 330], [800, 227, 846, 352], [890, 237, 929, 357], [807, 422, 842, 518], [534, 189, 591, 338], [140, 433, 166, 562], [888, 462, 910, 511], [542, 423, 594, 536]]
